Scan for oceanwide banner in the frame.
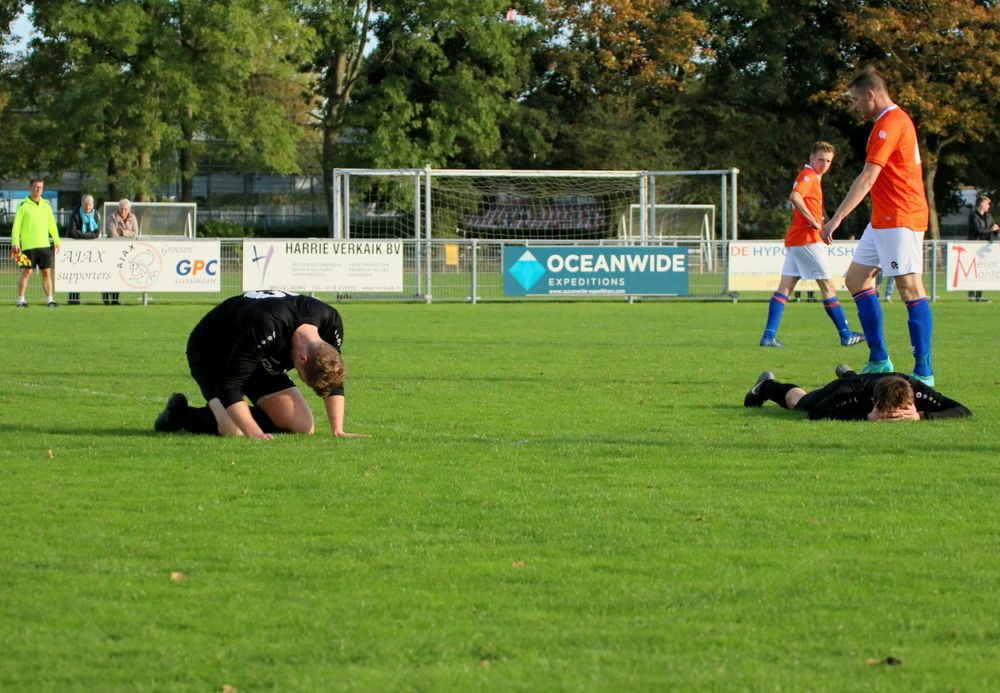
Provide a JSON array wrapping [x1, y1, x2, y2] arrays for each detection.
[[56, 239, 221, 292], [242, 239, 404, 293], [727, 241, 858, 291], [946, 241, 1000, 291], [503, 246, 688, 296]]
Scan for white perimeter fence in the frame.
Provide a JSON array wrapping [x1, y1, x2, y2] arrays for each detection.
[[0, 238, 967, 305]]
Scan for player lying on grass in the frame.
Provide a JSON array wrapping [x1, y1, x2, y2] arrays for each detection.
[[744, 364, 971, 421], [154, 290, 368, 439]]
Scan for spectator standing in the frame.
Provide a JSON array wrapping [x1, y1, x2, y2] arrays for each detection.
[[105, 198, 138, 305], [967, 194, 998, 302], [11, 178, 61, 308], [65, 194, 101, 305]]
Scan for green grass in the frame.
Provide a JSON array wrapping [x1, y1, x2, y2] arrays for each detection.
[[2, 300, 998, 691]]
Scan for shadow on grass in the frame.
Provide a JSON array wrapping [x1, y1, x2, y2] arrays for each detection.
[[0, 423, 163, 438]]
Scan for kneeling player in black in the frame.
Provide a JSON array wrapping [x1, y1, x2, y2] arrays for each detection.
[[154, 290, 367, 439], [744, 364, 971, 421]]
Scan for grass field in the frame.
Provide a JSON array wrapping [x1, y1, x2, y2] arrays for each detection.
[[2, 300, 998, 691]]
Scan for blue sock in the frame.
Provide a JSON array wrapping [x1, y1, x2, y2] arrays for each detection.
[[906, 297, 933, 377], [823, 296, 851, 336], [853, 288, 888, 362], [762, 292, 788, 338]]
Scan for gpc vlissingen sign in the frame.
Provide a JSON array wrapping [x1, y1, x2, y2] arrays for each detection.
[[503, 246, 688, 297]]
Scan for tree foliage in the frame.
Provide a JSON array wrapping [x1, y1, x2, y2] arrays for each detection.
[[821, 0, 1000, 238], [2, 0, 998, 235], [14, 0, 309, 200], [349, 1, 541, 169]]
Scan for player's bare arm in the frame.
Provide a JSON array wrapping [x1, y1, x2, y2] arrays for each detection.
[[788, 191, 820, 228], [821, 163, 883, 243], [222, 399, 273, 440], [324, 394, 370, 438]]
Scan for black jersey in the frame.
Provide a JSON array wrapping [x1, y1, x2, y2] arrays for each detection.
[[795, 372, 971, 421], [187, 290, 344, 407]]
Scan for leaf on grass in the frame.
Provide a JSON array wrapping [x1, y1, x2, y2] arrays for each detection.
[[169, 571, 187, 583], [694, 515, 704, 522], [480, 659, 490, 670], [47, 449, 54, 459], [512, 561, 526, 568], [222, 685, 238, 693], [866, 656, 902, 666]]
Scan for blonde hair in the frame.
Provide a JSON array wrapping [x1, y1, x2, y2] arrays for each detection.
[[304, 341, 345, 398], [813, 141, 835, 156]]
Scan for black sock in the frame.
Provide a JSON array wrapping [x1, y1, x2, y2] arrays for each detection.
[[760, 381, 798, 409], [250, 405, 282, 434], [178, 404, 220, 435]]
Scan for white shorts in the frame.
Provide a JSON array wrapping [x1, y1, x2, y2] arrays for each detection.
[[852, 225, 925, 276], [781, 243, 832, 280]]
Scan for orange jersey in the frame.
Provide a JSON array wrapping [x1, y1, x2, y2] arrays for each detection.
[[866, 105, 928, 231], [785, 164, 823, 246]]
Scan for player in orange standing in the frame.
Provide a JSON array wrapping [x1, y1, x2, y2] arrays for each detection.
[[759, 141, 865, 347], [821, 67, 934, 385]]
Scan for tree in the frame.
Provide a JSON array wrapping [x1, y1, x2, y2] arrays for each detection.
[[527, 0, 707, 169], [347, 1, 541, 169], [162, 1, 312, 201], [15, 0, 310, 201], [0, 1, 23, 179], [823, 0, 1000, 239], [678, 0, 862, 236], [298, 0, 379, 227]]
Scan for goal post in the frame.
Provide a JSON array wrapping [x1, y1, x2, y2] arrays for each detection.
[[622, 203, 716, 270], [100, 202, 197, 237]]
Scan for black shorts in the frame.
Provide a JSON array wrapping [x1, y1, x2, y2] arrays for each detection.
[[186, 346, 294, 406], [23, 247, 55, 270]]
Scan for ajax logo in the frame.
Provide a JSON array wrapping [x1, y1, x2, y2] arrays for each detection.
[[508, 250, 546, 291], [118, 242, 163, 289]]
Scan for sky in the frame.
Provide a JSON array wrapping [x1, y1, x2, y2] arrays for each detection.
[[6, 8, 35, 54]]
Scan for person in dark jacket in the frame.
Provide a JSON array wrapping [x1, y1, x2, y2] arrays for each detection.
[[744, 364, 971, 421], [65, 194, 100, 305], [967, 194, 998, 302]]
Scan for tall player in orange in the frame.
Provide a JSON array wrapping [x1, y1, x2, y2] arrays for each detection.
[[759, 141, 864, 347], [822, 67, 934, 385]]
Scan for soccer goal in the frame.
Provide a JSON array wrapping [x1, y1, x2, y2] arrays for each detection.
[[101, 201, 197, 237], [622, 203, 716, 270]]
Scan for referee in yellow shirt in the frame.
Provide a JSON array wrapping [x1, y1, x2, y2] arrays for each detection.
[[11, 179, 61, 307]]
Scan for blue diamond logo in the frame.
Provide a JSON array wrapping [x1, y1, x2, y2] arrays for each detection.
[[509, 250, 546, 291]]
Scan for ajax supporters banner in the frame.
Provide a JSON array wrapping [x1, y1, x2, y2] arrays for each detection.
[[946, 242, 1000, 291], [56, 239, 221, 292], [503, 246, 688, 296], [243, 239, 404, 293], [727, 241, 857, 291]]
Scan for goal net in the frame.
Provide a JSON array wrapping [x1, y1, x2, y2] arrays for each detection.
[[101, 202, 197, 237], [334, 168, 734, 247], [431, 171, 642, 240], [622, 204, 716, 270]]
